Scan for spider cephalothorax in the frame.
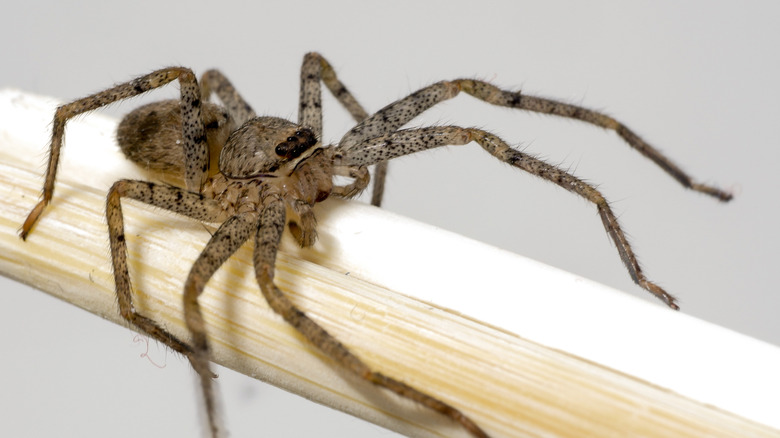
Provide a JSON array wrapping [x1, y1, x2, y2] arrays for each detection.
[[20, 52, 731, 438], [219, 117, 320, 178]]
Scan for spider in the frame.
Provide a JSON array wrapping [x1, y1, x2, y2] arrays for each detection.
[[20, 52, 732, 438]]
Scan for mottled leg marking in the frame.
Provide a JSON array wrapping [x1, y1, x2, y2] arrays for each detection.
[[106, 179, 228, 351], [183, 211, 259, 438], [105, 180, 220, 360], [338, 81, 460, 151], [21, 67, 210, 239], [469, 128, 679, 309], [337, 126, 473, 167], [253, 199, 489, 437], [299, 53, 325, 137], [299, 52, 390, 206], [338, 79, 731, 202], [314, 53, 370, 122], [454, 79, 732, 201], [106, 179, 228, 352], [340, 125, 679, 308], [107, 179, 251, 437], [200, 69, 257, 125]]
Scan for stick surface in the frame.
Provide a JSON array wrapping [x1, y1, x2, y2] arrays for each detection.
[[1, 89, 778, 437]]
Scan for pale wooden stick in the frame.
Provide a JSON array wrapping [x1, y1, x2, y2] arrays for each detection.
[[0, 89, 778, 437]]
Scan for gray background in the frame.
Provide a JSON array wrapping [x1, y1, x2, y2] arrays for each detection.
[[1, 1, 778, 436]]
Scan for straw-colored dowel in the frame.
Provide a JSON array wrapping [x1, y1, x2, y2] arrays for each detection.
[[0, 89, 778, 437]]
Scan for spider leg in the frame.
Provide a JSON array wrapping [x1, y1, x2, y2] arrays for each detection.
[[331, 165, 370, 199], [299, 52, 388, 206], [106, 179, 228, 353], [338, 126, 679, 309], [340, 80, 732, 202], [456, 79, 732, 201], [287, 200, 318, 247], [106, 179, 237, 437], [253, 197, 489, 438], [182, 211, 260, 438], [22, 67, 210, 239], [200, 69, 257, 125]]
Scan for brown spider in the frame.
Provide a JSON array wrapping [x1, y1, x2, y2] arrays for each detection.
[[20, 52, 731, 438]]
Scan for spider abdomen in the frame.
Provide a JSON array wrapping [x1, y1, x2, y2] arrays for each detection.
[[117, 100, 232, 182]]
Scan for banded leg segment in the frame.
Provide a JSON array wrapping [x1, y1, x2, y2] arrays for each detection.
[[316, 54, 390, 206], [338, 79, 731, 202], [106, 179, 241, 438], [470, 128, 678, 308], [106, 179, 228, 359], [339, 81, 460, 151], [252, 198, 488, 437], [340, 126, 678, 308], [182, 211, 259, 438], [298, 52, 389, 205], [200, 69, 257, 126], [298, 52, 371, 137], [22, 67, 210, 239], [456, 79, 732, 201]]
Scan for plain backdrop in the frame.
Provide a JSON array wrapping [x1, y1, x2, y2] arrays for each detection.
[[1, 1, 778, 437]]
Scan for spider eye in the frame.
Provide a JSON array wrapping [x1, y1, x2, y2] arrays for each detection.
[[275, 128, 317, 159]]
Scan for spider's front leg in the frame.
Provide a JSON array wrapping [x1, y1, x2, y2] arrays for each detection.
[[22, 67, 210, 239], [337, 126, 679, 309], [253, 197, 489, 438], [106, 179, 235, 437], [339, 79, 732, 203], [298, 52, 388, 205]]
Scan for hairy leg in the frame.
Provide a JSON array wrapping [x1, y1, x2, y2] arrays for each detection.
[[106, 179, 239, 437], [200, 69, 257, 125], [299, 52, 388, 205], [339, 126, 678, 309], [106, 179, 228, 356], [253, 197, 489, 437], [22, 67, 210, 239], [339, 79, 731, 202], [182, 211, 260, 438]]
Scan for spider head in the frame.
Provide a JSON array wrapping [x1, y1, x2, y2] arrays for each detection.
[[219, 117, 320, 179]]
